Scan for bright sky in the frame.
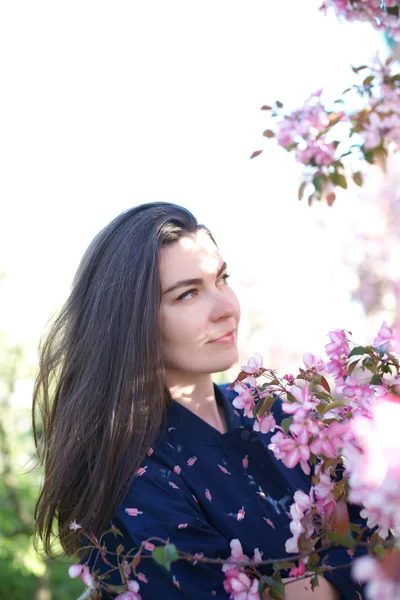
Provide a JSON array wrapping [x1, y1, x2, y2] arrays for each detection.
[[0, 0, 389, 370]]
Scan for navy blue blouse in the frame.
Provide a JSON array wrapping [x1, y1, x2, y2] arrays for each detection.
[[93, 382, 365, 599]]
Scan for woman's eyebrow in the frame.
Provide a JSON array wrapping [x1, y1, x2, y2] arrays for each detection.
[[163, 261, 227, 296]]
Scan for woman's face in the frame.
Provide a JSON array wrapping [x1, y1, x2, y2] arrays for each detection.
[[159, 229, 241, 377]]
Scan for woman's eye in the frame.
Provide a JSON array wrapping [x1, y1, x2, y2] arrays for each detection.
[[177, 274, 230, 301], [178, 288, 198, 301], [220, 273, 230, 284]]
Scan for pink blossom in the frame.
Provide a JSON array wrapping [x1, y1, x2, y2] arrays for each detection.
[[309, 421, 350, 459], [233, 382, 256, 418], [321, 0, 400, 42], [282, 383, 316, 417], [68, 564, 84, 579], [222, 539, 250, 573], [342, 394, 400, 539], [288, 561, 306, 579], [352, 554, 400, 600], [223, 569, 261, 600], [313, 465, 336, 517], [81, 566, 94, 587], [285, 489, 315, 553], [325, 329, 350, 361], [241, 352, 263, 375], [268, 430, 311, 475], [253, 413, 276, 434], [115, 594, 138, 600], [373, 321, 396, 351], [326, 359, 346, 380], [303, 352, 326, 371]]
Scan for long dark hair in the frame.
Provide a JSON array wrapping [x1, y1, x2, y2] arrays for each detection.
[[32, 202, 217, 557]]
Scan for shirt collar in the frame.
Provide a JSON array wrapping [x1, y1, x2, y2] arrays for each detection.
[[163, 382, 244, 445]]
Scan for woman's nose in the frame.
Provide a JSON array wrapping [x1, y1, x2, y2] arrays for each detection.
[[211, 290, 239, 322]]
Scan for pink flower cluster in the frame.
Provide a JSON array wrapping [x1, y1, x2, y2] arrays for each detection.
[[68, 563, 94, 588], [373, 320, 397, 351], [285, 489, 315, 554], [115, 579, 142, 600], [352, 554, 400, 600], [268, 380, 350, 476], [68, 555, 142, 600], [234, 353, 276, 434], [320, 0, 400, 42], [222, 539, 261, 600], [325, 328, 351, 382], [276, 91, 343, 167], [342, 394, 400, 539]]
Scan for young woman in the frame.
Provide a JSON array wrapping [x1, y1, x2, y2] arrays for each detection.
[[32, 202, 364, 599]]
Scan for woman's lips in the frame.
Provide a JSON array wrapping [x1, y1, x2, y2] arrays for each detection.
[[208, 330, 236, 344]]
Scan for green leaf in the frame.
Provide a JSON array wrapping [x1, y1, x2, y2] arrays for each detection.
[[116, 544, 124, 556], [363, 75, 374, 87], [348, 346, 367, 357], [329, 171, 347, 189], [316, 400, 345, 416], [281, 416, 294, 434], [311, 574, 319, 591], [314, 391, 332, 402], [336, 174, 347, 189], [328, 531, 356, 550], [364, 150, 375, 164], [272, 561, 296, 571], [262, 574, 285, 600], [370, 374, 382, 385], [352, 171, 363, 186], [152, 544, 179, 571], [254, 395, 276, 418], [106, 584, 130, 593], [313, 175, 325, 193]]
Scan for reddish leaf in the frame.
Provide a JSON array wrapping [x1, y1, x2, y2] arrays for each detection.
[[320, 376, 331, 393], [250, 150, 263, 159], [261, 105, 272, 110], [326, 193, 336, 207], [298, 181, 306, 201], [262, 129, 275, 138], [381, 549, 400, 579], [131, 554, 141, 569], [331, 500, 350, 537]]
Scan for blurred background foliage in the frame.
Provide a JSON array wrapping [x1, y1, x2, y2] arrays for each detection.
[[0, 329, 83, 599]]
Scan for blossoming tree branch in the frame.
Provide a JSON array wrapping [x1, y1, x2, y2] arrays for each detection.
[[251, 1, 400, 206], [68, 321, 400, 600]]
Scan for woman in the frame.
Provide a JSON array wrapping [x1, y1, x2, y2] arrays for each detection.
[[33, 202, 363, 599]]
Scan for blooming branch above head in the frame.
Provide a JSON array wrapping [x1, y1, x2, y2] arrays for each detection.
[[303, 352, 326, 372], [320, 1, 400, 42], [374, 320, 396, 352]]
